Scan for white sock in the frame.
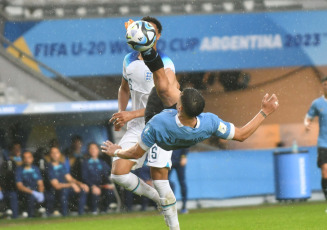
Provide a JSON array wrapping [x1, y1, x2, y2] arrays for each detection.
[[111, 173, 160, 204], [153, 180, 180, 229]]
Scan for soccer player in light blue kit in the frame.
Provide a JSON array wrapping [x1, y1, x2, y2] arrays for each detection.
[[305, 76, 327, 209], [102, 34, 279, 229]]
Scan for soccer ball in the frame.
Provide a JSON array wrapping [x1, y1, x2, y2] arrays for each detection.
[[126, 21, 156, 52]]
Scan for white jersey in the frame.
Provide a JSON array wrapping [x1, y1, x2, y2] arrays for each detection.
[[122, 51, 175, 131]]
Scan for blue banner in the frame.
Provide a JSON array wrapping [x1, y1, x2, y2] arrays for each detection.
[[5, 10, 327, 77], [0, 100, 131, 116], [170, 147, 321, 200]]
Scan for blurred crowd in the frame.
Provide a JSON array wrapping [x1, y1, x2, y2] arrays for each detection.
[[0, 135, 155, 219]]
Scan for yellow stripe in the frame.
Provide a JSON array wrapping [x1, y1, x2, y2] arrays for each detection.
[[7, 36, 41, 72]]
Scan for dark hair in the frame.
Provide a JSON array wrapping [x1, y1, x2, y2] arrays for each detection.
[[49, 139, 59, 148], [322, 76, 327, 83], [141, 16, 162, 34], [71, 135, 83, 143], [181, 88, 205, 117], [10, 142, 21, 150]]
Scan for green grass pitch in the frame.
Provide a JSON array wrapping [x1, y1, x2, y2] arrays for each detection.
[[1, 202, 326, 230]]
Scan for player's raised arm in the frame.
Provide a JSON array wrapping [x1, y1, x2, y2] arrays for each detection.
[[141, 49, 180, 107], [233, 93, 279, 142]]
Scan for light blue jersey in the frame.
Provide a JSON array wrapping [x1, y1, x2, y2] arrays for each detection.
[[307, 96, 327, 147], [139, 109, 235, 151]]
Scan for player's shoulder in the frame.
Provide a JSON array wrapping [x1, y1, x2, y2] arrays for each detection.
[[198, 112, 219, 121], [123, 51, 139, 67], [158, 109, 177, 117], [312, 96, 325, 106], [31, 165, 39, 170], [158, 51, 174, 66], [151, 109, 177, 124]]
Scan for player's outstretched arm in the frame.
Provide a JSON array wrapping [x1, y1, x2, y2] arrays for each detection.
[[101, 141, 146, 160], [233, 93, 279, 142]]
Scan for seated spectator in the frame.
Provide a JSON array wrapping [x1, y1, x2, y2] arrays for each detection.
[[33, 147, 51, 215], [82, 142, 115, 214], [124, 165, 152, 212], [46, 147, 89, 216], [64, 135, 84, 174], [0, 142, 23, 218], [15, 151, 45, 218]]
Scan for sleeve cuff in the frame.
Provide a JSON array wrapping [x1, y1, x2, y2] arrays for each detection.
[[138, 136, 151, 151], [227, 123, 235, 140], [305, 114, 313, 119]]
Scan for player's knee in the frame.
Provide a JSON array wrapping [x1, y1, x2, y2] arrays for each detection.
[[321, 164, 327, 178], [159, 191, 176, 207], [110, 174, 129, 186]]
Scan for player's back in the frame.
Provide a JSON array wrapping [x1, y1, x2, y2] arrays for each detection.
[[142, 109, 234, 150]]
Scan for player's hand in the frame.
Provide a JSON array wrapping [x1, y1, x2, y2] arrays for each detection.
[[180, 157, 187, 167], [261, 93, 279, 116], [71, 183, 81, 193], [32, 191, 44, 203], [80, 183, 89, 193], [101, 140, 122, 157], [91, 185, 101, 195], [125, 19, 134, 30], [109, 111, 134, 131], [304, 118, 311, 132]]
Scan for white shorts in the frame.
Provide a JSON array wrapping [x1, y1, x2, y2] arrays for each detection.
[[113, 128, 147, 170], [146, 143, 172, 169]]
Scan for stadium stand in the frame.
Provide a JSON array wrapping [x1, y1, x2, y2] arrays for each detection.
[[1, 0, 327, 20]]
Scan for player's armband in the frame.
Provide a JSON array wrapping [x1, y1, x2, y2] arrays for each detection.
[[138, 136, 151, 151], [141, 48, 164, 72]]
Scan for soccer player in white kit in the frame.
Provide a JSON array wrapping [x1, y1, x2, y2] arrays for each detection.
[[109, 17, 180, 229]]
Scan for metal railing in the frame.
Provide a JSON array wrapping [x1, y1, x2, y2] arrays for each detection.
[[0, 34, 103, 100]]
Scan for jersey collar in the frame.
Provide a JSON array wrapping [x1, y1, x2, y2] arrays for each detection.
[[175, 114, 200, 128]]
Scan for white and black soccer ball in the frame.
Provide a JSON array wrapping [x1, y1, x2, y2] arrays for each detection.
[[126, 21, 156, 52]]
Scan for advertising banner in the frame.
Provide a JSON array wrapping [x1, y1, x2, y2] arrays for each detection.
[[4, 10, 327, 77]]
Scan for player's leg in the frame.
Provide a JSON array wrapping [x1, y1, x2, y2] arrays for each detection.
[[100, 188, 114, 212], [175, 164, 188, 213], [110, 130, 160, 204], [60, 188, 70, 216], [168, 169, 176, 192], [151, 168, 179, 230], [77, 189, 86, 215], [148, 145, 179, 230], [45, 190, 55, 216], [321, 163, 327, 200], [318, 148, 327, 201], [90, 188, 100, 213], [111, 159, 160, 204], [6, 191, 19, 218]]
